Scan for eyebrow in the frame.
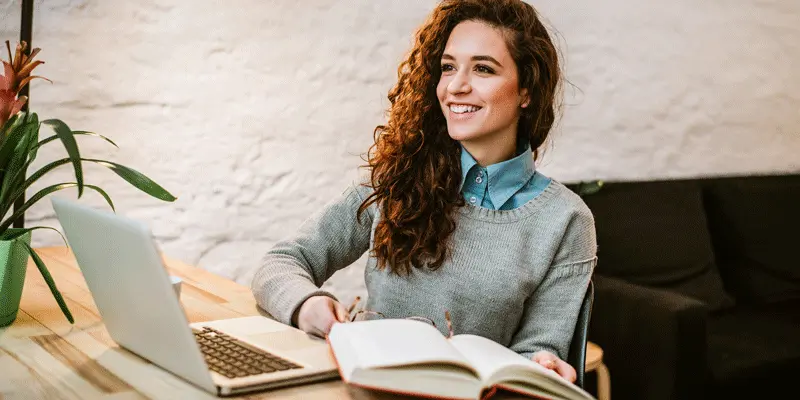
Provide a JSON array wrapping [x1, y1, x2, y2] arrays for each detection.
[[441, 54, 503, 68]]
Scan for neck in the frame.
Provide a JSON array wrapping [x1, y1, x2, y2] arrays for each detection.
[[460, 131, 518, 167]]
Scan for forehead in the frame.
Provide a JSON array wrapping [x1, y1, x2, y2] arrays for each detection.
[[443, 20, 512, 61]]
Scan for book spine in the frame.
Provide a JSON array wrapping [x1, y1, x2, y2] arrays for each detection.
[[495, 384, 556, 400], [346, 380, 474, 400], [480, 387, 499, 400]]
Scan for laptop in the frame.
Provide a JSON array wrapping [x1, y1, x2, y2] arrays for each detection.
[[51, 196, 340, 396]]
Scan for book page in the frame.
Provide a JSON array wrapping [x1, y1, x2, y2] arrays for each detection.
[[328, 319, 475, 373], [449, 335, 595, 400], [449, 334, 561, 382]]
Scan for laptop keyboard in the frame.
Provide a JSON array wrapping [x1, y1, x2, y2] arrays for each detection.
[[194, 326, 303, 379]]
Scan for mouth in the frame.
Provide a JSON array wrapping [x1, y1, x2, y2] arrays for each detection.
[[447, 104, 482, 120]]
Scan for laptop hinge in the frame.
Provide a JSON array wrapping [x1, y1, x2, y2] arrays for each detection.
[[222, 371, 339, 397]]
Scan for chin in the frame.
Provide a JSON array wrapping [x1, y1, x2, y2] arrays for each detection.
[[447, 127, 486, 143]]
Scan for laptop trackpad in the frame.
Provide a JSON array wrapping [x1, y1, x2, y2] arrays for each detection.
[[247, 329, 336, 369], [200, 316, 327, 351], [247, 330, 325, 352], [200, 315, 293, 336]]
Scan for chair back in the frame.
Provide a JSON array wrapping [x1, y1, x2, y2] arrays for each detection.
[[567, 280, 594, 388]]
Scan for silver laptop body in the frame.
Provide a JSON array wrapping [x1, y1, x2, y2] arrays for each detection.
[[51, 196, 339, 396]]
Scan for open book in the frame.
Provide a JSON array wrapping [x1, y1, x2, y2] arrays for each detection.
[[327, 319, 596, 400]]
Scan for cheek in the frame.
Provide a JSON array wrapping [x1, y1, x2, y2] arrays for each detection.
[[485, 82, 522, 116], [436, 79, 448, 102]]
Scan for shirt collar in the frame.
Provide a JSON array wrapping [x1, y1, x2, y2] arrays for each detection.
[[459, 142, 536, 208], [460, 145, 480, 190]]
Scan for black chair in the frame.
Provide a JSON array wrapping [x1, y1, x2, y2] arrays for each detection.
[[567, 280, 595, 388]]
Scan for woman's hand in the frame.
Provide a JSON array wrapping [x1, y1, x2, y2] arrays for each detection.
[[531, 350, 577, 383], [295, 296, 349, 338]]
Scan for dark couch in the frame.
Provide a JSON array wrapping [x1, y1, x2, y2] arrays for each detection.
[[568, 174, 800, 400]]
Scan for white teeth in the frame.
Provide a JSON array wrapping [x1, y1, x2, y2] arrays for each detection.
[[450, 104, 481, 114]]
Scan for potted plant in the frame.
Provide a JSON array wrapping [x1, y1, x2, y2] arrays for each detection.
[[0, 41, 177, 327]]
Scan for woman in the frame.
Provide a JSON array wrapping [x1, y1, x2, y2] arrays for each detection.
[[251, 0, 597, 383]]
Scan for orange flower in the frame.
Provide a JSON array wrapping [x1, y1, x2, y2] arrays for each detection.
[[0, 40, 51, 128]]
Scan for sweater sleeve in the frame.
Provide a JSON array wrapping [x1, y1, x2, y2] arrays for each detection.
[[250, 182, 374, 326], [508, 204, 598, 361]]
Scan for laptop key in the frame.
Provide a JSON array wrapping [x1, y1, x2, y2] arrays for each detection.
[[195, 327, 302, 378], [268, 362, 290, 371]]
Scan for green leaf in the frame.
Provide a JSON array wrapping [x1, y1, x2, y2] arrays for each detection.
[[83, 158, 177, 202], [0, 226, 68, 247], [0, 111, 26, 140], [2, 112, 21, 130], [0, 183, 116, 233], [27, 120, 42, 162], [31, 130, 119, 153], [0, 158, 71, 214], [1, 158, 141, 215], [0, 116, 38, 208], [1, 156, 176, 219], [41, 119, 83, 197], [0, 115, 35, 174], [0, 158, 36, 215], [83, 184, 116, 212], [21, 242, 74, 324], [576, 180, 604, 197]]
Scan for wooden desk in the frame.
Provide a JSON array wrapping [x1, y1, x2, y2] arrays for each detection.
[[0, 247, 603, 399]]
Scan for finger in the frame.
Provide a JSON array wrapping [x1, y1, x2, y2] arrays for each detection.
[[531, 351, 558, 370], [304, 316, 326, 338], [309, 313, 336, 338], [307, 308, 329, 338], [531, 350, 553, 362], [539, 359, 557, 370], [333, 301, 350, 323], [316, 299, 341, 335], [555, 361, 577, 383], [309, 326, 326, 339]]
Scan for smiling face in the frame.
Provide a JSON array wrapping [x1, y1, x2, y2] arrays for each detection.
[[436, 20, 529, 164]]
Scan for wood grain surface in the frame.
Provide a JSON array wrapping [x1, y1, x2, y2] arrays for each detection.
[[0, 247, 600, 399]]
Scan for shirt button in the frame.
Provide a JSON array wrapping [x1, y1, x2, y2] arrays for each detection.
[[475, 176, 483, 184], [469, 196, 477, 204]]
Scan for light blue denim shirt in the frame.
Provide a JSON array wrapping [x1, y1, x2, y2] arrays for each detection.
[[460, 143, 552, 210]]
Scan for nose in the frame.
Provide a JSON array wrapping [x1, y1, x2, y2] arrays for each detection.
[[447, 69, 471, 95]]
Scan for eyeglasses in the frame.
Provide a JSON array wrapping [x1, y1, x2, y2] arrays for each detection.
[[346, 296, 454, 338]]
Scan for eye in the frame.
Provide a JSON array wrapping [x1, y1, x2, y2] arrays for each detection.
[[441, 63, 455, 72], [475, 64, 495, 74]]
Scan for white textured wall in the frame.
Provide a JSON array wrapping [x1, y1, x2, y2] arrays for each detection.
[[1, 1, 798, 305]]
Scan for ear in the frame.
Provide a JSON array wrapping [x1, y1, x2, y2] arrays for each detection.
[[519, 88, 531, 108]]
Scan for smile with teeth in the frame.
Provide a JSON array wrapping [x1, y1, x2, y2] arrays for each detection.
[[449, 104, 482, 114]]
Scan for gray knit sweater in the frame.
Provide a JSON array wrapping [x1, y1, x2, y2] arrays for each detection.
[[251, 179, 597, 360]]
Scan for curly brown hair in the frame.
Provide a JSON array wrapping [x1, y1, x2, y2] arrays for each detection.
[[357, 0, 563, 276]]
